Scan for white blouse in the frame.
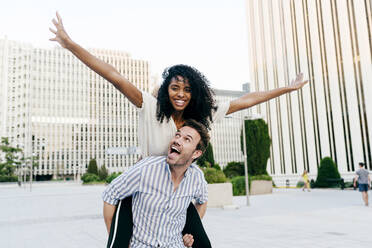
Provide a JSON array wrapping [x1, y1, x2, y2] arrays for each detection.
[[137, 91, 230, 157]]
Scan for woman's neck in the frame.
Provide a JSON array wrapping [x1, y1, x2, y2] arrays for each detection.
[[172, 111, 185, 129]]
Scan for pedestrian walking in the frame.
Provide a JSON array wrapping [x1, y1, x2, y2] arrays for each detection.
[[302, 170, 310, 192], [354, 162, 371, 206]]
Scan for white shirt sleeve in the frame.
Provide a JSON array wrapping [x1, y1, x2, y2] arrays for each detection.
[[212, 101, 231, 123]]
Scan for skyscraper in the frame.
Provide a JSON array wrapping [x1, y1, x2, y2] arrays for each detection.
[[246, 0, 372, 184], [0, 37, 151, 179]]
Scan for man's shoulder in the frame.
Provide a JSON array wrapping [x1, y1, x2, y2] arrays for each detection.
[[189, 164, 206, 179], [136, 156, 167, 169]]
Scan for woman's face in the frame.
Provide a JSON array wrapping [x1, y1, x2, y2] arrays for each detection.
[[168, 76, 191, 112]]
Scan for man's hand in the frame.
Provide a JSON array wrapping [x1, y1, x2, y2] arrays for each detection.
[[183, 234, 194, 247], [49, 12, 72, 48]]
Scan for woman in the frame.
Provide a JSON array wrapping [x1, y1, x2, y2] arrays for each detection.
[[49, 12, 308, 248], [302, 170, 311, 192]]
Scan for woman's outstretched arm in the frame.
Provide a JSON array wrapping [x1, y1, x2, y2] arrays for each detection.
[[49, 12, 143, 108], [226, 73, 309, 115]]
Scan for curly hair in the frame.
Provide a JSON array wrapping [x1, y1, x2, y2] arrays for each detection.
[[156, 64, 218, 129]]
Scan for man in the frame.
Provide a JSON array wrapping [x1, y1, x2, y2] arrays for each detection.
[[103, 119, 210, 247], [354, 162, 371, 206]]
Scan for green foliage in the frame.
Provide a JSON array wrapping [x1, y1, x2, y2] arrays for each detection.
[[315, 157, 341, 188], [0, 175, 18, 182], [343, 181, 354, 188], [197, 143, 215, 168], [223, 161, 245, 178], [241, 119, 271, 176], [81, 173, 100, 184], [212, 163, 221, 171], [231, 176, 246, 196], [87, 159, 98, 175], [231, 174, 273, 196], [106, 172, 122, 184], [0, 137, 22, 178], [202, 167, 227, 184], [98, 165, 109, 181], [296, 181, 305, 188]]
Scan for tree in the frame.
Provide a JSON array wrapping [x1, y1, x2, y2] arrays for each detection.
[[197, 142, 215, 168], [98, 164, 109, 181], [223, 161, 245, 179], [241, 119, 271, 176], [87, 158, 98, 175], [0, 137, 22, 182], [315, 157, 341, 188]]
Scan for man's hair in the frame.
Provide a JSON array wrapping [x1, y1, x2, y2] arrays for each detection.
[[156, 64, 218, 129], [182, 119, 210, 153], [359, 162, 366, 167]]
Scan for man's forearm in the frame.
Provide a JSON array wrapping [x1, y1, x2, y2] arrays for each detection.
[[195, 202, 207, 219], [103, 202, 117, 234]]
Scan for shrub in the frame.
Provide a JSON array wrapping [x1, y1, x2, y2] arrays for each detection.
[[296, 181, 305, 188], [212, 163, 221, 171], [315, 157, 341, 188], [231, 174, 273, 196], [202, 167, 227, 184], [231, 176, 246, 196], [106, 172, 122, 184], [98, 165, 109, 181], [81, 173, 100, 184], [197, 142, 215, 168], [87, 159, 98, 175], [241, 119, 271, 176], [0, 175, 18, 182], [223, 161, 245, 178]]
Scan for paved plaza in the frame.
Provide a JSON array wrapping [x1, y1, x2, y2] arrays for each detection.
[[0, 182, 371, 248]]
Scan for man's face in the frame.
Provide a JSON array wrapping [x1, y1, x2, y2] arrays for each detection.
[[167, 126, 202, 167]]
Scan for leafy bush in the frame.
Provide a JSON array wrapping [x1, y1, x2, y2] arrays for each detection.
[[106, 172, 122, 184], [212, 163, 221, 171], [81, 173, 100, 184], [202, 167, 227, 184], [231, 174, 273, 196], [197, 143, 215, 168], [231, 176, 246, 196], [315, 157, 341, 188], [241, 119, 271, 176], [87, 159, 98, 175], [0, 175, 18, 182], [223, 161, 245, 178], [98, 165, 109, 181], [296, 181, 305, 188], [344, 181, 354, 188]]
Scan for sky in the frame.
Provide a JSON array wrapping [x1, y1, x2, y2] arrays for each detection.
[[0, 0, 250, 91]]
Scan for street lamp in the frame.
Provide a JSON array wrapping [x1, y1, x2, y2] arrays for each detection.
[[225, 113, 264, 206]]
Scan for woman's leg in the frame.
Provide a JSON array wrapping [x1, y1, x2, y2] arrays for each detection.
[[106, 196, 133, 248], [182, 202, 212, 248]]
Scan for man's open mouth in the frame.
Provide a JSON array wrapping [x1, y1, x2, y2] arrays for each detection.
[[170, 145, 180, 155]]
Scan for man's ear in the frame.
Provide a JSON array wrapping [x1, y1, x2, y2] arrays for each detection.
[[192, 150, 203, 160]]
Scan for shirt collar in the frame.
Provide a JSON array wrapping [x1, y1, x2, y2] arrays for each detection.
[[165, 162, 194, 178]]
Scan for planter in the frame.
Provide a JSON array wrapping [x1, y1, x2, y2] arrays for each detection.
[[250, 180, 272, 195], [207, 182, 233, 208]]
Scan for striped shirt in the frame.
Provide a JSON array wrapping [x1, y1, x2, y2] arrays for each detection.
[[102, 156, 208, 248]]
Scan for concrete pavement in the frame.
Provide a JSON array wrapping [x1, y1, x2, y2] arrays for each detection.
[[0, 182, 371, 248]]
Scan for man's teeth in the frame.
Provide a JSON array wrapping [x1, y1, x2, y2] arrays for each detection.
[[171, 146, 180, 153]]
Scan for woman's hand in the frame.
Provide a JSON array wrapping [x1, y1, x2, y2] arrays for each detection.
[[183, 234, 194, 247], [49, 12, 72, 49], [288, 73, 309, 91]]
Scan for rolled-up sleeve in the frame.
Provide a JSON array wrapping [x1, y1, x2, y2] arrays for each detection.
[[102, 164, 142, 205]]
